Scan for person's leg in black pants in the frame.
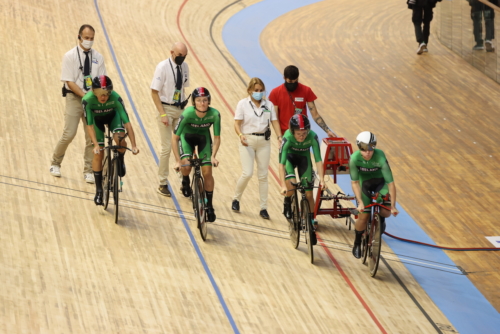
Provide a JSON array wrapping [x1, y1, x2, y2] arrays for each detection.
[[422, 4, 434, 45], [412, 6, 424, 44]]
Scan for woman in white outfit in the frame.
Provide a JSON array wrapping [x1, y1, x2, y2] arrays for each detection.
[[232, 77, 282, 219]]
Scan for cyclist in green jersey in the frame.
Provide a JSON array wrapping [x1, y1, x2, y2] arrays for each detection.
[[279, 114, 326, 229], [84, 75, 140, 205], [172, 87, 221, 222], [349, 131, 399, 258]]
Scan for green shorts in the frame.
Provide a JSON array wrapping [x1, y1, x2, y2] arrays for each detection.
[[360, 177, 391, 213], [178, 132, 212, 166], [94, 112, 125, 146], [284, 153, 314, 190]]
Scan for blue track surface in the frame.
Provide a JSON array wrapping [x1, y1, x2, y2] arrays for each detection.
[[223, 0, 500, 333]]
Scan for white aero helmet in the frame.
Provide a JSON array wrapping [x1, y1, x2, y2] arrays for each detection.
[[356, 131, 377, 151]]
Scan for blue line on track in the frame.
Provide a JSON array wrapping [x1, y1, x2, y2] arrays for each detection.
[[223, 1, 500, 333], [93, 1, 240, 332]]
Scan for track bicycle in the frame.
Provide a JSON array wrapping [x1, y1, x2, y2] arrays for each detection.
[[179, 154, 211, 241], [101, 126, 131, 225], [288, 179, 319, 264], [360, 192, 390, 277]]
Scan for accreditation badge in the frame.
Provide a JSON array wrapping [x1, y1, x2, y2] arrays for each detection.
[[173, 89, 181, 103], [294, 108, 303, 114], [84, 75, 93, 90]]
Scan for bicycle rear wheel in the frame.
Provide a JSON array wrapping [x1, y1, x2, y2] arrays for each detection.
[[289, 194, 300, 249], [102, 149, 111, 209], [302, 200, 314, 264], [113, 158, 119, 224], [197, 177, 208, 241], [368, 214, 382, 277]]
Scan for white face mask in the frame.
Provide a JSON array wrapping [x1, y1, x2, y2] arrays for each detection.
[[81, 39, 94, 49]]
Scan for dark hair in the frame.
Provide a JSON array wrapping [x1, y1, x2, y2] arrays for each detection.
[[78, 24, 95, 35], [284, 65, 299, 80]]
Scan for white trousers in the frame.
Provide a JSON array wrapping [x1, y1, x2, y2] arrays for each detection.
[[157, 104, 183, 185], [233, 135, 271, 210]]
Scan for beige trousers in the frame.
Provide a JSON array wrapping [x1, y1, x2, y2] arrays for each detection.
[[233, 135, 271, 210], [51, 93, 93, 175], [157, 104, 183, 185]]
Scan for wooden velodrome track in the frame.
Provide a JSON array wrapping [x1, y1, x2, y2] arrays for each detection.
[[0, 0, 498, 332]]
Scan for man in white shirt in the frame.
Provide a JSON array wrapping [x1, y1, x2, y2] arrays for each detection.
[[50, 24, 107, 183], [151, 42, 190, 196]]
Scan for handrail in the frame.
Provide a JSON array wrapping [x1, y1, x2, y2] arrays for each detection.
[[476, 0, 500, 13]]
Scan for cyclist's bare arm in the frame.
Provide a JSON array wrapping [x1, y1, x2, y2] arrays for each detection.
[[388, 182, 398, 216], [171, 134, 181, 164], [123, 122, 139, 154], [278, 164, 288, 195], [86, 124, 100, 154], [351, 180, 365, 213], [212, 136, 221, 166], [315, 161, 327, 189]]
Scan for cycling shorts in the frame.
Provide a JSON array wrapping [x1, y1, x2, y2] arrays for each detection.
[[94, 112, 125, 146], [360, 177, 391, 213], [178, 132, 212, 166], [284, 153, 313, 190]]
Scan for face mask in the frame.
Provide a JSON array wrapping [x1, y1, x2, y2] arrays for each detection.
[[284, 81, 298, 92], [81, 39, 94, 49], [252, 92, 264, 101], [174, 56, 186, 65]]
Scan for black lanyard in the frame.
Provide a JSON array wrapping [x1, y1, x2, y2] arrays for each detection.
[[76, 47, 92, 76], [287, 90, 299, 110], [168, 58, 182, 87], [249, 100, 268, 117]]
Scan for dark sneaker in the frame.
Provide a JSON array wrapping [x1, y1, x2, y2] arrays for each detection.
[[283, 201, 292, 220], [181, 182, 192, 197], [157, 185, 171, 197], [94, 191, 103, 206], [207, 207, 216, 222], [259, 209, 270, 219], [352, 242, 361, 259], [231, 200, 240, 212], [473, 44, 484, 50], [485, 40, 494, 52]]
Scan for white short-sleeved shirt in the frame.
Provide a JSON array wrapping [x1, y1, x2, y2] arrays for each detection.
[[60, 45, 106, 91], [150, 58, 190, 104], [234, 97, 277, 134]]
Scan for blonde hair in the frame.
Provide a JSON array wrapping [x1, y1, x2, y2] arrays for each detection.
[[246, 77, 266, 95]]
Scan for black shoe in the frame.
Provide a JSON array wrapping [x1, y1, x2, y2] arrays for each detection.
[[352, 242, 361, 259], [260, 209, 270, 219], [181, 182, 191, 198], [232, 200, 240, 212], [157, 185, 171, 197], [207, 207, 216, 222], [94, 191, 103, 206], [283, 202, 292, 220]]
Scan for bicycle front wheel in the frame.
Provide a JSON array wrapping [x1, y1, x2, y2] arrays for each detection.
[[113, 159, 119, 224], [289, 194, 300, 249], [302, 200, 314, 264], [368, 214, 382, 277], [102, 150, 111, 209], [197, 177, 208, 241]]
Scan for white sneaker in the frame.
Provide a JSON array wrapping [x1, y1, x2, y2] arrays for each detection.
[[417, 42, 426, 55], [84, 173, 95, 184], [49, 165, 61, 177]]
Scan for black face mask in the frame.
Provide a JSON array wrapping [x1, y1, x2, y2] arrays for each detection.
[[285, 81, 298, 92], [174, 56, 186, 65]]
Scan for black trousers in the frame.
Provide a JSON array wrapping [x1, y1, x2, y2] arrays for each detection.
[[412, 4, 434, 44], [471, 1, 495, 44]]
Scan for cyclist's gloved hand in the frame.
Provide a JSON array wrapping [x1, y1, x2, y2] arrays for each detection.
[[280, 187, 288, 196], [173, 161, 181, 172], [132, 146, 140, 155], [93, 146, 100, 155]]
